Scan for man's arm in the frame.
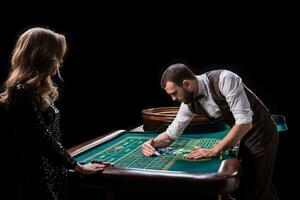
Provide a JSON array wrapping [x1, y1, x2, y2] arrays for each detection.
[[215, 122, 252, 152], [187, 70, 253, 159], [142, 103, 195, 157], [141, 132, 174, 156], [153, 132, 174, 147], [187, 122, 252, 159]]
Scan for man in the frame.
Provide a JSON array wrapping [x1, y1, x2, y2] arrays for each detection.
[[142, 63, 279, 200]]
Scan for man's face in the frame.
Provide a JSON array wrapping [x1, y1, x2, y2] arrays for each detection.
[[165, 81, 194, 104]]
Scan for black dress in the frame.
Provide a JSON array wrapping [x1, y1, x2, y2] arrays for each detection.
[[8, 83, 77, 200]]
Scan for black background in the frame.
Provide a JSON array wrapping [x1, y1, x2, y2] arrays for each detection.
[[0, 4, 297, 199]]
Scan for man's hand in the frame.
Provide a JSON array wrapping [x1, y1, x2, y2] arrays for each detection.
[[186, 122, 253, 160], [141, 132, 174, 156], [141, 139, 156, 156], [186, 146, 219, 159]]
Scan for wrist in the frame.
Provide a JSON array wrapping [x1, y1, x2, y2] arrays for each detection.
[[74, 163, 85, 174], [148, 138, 156, 148], [212, 146, 222, 155]]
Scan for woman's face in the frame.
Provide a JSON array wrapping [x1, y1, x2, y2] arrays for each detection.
[[50, 58, 63, 75]]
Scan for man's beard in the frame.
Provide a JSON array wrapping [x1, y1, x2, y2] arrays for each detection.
[[182, 88, 195, 104]]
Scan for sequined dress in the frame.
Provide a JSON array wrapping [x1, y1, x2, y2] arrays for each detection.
[[8, 83, 77, 200]]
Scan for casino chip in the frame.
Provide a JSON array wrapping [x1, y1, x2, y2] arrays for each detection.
[[157, 147, 175, 154]]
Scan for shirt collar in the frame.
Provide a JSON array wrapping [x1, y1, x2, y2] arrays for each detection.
[[196, 75, 208, 98]]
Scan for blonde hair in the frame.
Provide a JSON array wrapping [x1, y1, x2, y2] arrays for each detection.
[[0, 27, 67, 110]]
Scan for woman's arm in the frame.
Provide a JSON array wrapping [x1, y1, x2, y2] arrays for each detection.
[[10, 84, 77, 169]]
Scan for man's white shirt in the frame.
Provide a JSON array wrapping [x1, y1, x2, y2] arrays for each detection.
[[166, 70, 254, 140]]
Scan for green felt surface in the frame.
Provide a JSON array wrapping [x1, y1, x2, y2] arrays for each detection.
[[73, 115, 287, 173], [74, 129, 236, 173]]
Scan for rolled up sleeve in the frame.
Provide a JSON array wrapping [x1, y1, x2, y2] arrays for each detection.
[[219, 70, 253, 125]]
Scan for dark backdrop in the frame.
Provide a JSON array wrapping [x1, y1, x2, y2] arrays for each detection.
[[0, 5, 296, 199]]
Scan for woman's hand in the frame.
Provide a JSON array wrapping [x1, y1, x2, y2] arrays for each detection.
[[74, 163, 106, 175]]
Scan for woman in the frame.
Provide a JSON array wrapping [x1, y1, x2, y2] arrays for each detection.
[[0, 27, 106, 200]]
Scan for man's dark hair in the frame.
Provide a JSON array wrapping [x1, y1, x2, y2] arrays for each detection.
[[161, 63, 196, 89]]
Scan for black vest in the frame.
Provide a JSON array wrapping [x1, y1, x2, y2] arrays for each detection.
[[188, 70, 275, 144]]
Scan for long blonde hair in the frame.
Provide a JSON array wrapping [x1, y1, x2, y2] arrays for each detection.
[[0, 27, 67, 110]]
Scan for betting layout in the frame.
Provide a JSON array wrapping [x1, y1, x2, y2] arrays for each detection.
[[75, 136, 234, 170]]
